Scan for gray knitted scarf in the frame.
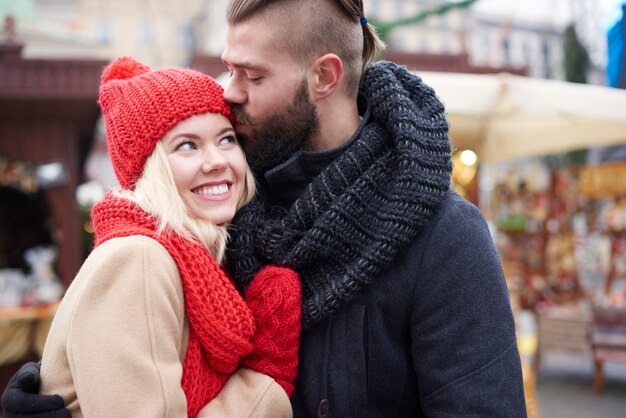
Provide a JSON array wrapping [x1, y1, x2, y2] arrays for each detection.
[[227, 61, 452, 328]]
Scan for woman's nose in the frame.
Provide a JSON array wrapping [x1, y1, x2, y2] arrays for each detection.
[[201, 149, 227, 173]]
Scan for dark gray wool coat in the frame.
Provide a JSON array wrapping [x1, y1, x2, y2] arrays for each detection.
[[227, 61, 527, 417]]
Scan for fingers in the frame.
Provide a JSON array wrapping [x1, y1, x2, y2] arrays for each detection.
[[2, 392, 66, 414], [5, 409, 70, 418], [1, 362, 67, 415], [12, 362, 42, 389]]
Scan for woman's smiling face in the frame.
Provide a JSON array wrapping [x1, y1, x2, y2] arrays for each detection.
[[161, 112, 248, 225]]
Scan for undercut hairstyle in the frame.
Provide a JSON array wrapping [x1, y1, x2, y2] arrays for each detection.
[[227, 0, 386, 98], [114, 141, 256, 265]]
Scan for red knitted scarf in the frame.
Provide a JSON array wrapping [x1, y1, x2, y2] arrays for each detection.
[[90, 193, 255, 417]]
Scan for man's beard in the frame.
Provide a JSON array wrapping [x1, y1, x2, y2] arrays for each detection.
[[231, 78, 319, 176]]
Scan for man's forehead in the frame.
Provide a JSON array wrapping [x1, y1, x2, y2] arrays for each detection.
[[223, 22, 270, 64], [222, 25, 295, 71]]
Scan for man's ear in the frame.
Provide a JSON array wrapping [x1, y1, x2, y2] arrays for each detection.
[[309, 53, 343, 101]]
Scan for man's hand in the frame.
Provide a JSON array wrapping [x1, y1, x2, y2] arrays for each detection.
[[1, 362, 70, 418]]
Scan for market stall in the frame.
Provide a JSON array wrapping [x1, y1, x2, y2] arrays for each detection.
[[480, 144, 626, 392], [418, 70, 626, 395], [0, 40, 105, 389], [415, 69, 626, 303]]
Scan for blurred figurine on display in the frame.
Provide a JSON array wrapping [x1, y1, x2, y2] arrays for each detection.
[[24, 246, 64, 304], [2, 56, 300, 418], [3, 0, 527, 416]]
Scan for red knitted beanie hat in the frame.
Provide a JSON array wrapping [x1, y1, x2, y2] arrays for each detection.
[[98, 56, 233, 189]]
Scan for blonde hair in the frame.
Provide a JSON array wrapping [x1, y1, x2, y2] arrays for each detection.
[[114, 141, 256, 264], [227, 0, 386, 98]]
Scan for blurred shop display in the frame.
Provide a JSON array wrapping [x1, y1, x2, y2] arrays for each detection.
[[0, 158, 64, 309], [488, 150, 626, 393], [0, 246, 63, 309], [491, 154, 626, 309], [0, 159, 63, 368], [578, 160, 626, 392], [0, 302, 58, 368]]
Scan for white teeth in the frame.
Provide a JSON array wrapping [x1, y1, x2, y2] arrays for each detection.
[[195, 184, 229, 195]]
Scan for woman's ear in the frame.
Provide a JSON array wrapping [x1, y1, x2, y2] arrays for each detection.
[[309, 53, 343, 101]]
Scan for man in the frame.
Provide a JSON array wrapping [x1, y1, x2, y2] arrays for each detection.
[[3, 0, 527, 416]]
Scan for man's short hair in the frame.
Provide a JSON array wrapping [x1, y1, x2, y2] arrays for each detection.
[[227, 0, 385, 97]]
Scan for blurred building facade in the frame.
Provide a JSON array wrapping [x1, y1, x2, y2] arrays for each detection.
[[366, 0, 605, 84], [0, 0, 209, 68], [0, 0, 609, 83]]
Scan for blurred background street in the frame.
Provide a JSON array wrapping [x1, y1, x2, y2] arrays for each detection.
[[2, 1, 626, 416], [519, 310, 626, 417], [537, 354, 626, 417]]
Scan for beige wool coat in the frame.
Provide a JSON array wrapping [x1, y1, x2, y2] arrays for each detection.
[[40, 235, 291, 417]]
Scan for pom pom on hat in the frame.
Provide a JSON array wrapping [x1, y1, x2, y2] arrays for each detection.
[[98, 56, 233, 189], [101, 56, 150, 84]]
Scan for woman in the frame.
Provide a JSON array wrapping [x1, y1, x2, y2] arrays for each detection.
[[38, 56, 301, 417]]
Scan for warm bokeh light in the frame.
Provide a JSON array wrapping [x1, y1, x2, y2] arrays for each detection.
[[460, 149, 478, 166]]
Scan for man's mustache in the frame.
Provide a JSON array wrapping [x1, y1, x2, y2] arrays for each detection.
[[231, 105, 255, 128]]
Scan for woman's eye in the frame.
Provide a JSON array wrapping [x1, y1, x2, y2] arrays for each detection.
[[219, 135, 237, 146], [175, 140, 196, 151]]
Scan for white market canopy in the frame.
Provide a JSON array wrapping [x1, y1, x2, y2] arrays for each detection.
[[417, 71, 626, 162]]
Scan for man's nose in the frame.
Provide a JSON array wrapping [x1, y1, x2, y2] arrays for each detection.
[[223, 78, 246, 105]]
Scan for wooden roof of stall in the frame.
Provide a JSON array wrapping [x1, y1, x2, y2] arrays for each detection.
[[0, 43, 106, 120]]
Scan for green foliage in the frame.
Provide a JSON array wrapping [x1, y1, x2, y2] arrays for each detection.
[[371, 0, 479, 42]]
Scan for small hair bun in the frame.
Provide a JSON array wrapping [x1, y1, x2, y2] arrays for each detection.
[[101, 56, 151, 84]]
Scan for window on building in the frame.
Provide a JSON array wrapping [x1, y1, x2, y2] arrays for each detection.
[[394, 0, 403, 20], [523, 41, 531, 63], [437, 13, 449, 30], [369, 0, 381, 16], [420, 35, 429, 53], [502, 37, 511, 63], [542, 40, 553, 79], [441, 37, 451, 54], [138, 20, 154, 47], [97, 20, 113, 45], [179, 23, 194, 50]]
